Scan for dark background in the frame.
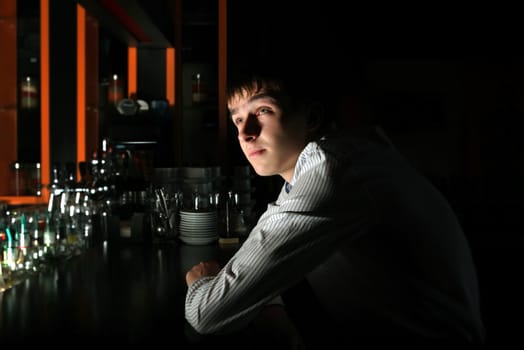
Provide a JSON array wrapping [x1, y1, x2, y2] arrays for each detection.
[[226, 2, 524, 347]]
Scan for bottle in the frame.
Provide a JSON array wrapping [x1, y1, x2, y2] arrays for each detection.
[[192, 73, 207, 105], [20, 76, 38, 109], [226, 191, 247, 237], [108, 74, 123, 105]]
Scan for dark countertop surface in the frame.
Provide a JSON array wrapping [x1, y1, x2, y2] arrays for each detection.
[[0, 240, 240, 347]]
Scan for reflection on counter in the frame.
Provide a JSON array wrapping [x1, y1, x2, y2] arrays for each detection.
[[0, 242, 240, 344]]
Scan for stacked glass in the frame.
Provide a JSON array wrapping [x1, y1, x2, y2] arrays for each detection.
[[1, 189, 95, 291]]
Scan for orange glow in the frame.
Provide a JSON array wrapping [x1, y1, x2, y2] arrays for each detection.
[[128, 46, 137, 97], [77, 4, 86, 181], [40, 0, 50, 202], [166, 47, 175, 105], [0, 0, 17, 196], [0, 196, 47, 206]]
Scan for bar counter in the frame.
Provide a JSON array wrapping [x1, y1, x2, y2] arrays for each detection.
[[0, 240, 240, 347]]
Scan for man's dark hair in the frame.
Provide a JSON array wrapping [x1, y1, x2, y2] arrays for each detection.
[[226, 55, 338, 139]]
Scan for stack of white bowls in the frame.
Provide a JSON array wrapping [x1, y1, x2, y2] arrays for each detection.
[[178, 209, 218, 245]]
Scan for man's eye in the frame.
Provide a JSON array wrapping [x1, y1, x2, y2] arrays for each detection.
[[234, 118, 243, 125], [258, 107, 270, 115]]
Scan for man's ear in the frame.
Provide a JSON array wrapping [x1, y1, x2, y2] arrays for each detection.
[[306, 102, 324, 133]]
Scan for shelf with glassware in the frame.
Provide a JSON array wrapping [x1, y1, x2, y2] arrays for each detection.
[[0, 0, 47, 205], [0, 97, 44, 204]]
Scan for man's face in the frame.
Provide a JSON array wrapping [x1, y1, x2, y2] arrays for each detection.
[[228, 88, 308, 182]]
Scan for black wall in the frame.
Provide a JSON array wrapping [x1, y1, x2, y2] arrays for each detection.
[[49, 0, 77, 168]]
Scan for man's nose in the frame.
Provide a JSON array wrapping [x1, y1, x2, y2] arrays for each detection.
[[238, 115, 259, 142]]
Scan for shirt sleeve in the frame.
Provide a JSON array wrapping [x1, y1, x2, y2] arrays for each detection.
[[185, 149, 374, 335]]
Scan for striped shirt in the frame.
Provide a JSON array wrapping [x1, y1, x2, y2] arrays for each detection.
[[185, 126, 485, 345]]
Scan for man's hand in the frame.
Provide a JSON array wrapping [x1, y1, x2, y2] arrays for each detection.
[[185, 260, 221, 286]]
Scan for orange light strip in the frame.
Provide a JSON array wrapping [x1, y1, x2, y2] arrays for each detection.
[[77, 4, 86, 181], [128, 46, 137, 97], [166, 47, 175, 105], [40, 0, 50, 201]]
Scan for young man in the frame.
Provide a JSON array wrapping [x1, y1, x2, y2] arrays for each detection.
[[184, 61, 485, 349]]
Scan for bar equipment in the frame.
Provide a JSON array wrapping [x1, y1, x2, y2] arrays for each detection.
[[86, 139, 155, 244]]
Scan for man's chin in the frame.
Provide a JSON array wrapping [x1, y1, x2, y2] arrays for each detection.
[[250, 165, 274, 177]]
